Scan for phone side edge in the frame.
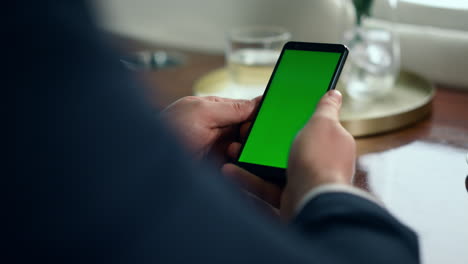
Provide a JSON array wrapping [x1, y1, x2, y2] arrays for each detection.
[[328, 45, 349, 91]]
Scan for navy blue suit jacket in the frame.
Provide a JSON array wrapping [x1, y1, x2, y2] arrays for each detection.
[[10, 1, 419, 263]]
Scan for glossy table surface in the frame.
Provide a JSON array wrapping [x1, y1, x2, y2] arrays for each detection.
[[113, 36, 468, 264]]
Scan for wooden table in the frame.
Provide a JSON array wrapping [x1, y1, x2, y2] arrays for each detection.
[[114, 35, 468, 264]]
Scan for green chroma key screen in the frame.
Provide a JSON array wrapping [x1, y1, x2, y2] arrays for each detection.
[[238, 49, 341, 169]]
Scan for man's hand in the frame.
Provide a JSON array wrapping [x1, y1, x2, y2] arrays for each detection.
[[222, 90, 355, 219], [281, 90, 356, 220], [161, 96, 259, 160], [162, 96, 279, 216], [163, 92, 355, 221]]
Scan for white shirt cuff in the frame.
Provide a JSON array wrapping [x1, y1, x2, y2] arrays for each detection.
[[295, 183, 384, 216]]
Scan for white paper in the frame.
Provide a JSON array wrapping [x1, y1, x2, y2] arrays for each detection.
[[360, 141, 468, 264]]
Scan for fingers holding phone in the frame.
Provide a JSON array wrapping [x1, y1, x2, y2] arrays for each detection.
[[282, 90, 356, 219], [226, 90, 356, 220]]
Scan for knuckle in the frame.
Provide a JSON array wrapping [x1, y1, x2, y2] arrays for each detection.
[[312, 114, 335, 125], [231, 101, 246, 115], [205, 96, 223, 102], [182, 96, 198, 102], [319, 97, 339, 110], [232, 102, 243, 112], [189, 96, 206, 106], [177, 96, 204, 107]]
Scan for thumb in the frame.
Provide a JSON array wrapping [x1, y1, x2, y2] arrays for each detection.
[[312, 90, 342, 122], [210, 98, 259, 127]]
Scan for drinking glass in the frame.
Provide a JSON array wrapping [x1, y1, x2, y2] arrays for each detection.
[[226, 26, 291, 88]]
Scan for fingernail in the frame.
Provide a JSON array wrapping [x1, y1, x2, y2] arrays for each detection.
[[328, 90, 342, 103]]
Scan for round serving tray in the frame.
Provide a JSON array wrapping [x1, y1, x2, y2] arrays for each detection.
[[193, 68, 434, 137]]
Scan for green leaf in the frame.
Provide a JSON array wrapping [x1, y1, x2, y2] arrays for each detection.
[[353, 0, 373, 24]]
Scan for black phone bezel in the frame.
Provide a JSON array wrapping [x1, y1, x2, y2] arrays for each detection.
[[235, 41, 349, 187]]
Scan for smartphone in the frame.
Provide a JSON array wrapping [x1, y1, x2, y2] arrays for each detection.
[[235, 41, 348, 186]]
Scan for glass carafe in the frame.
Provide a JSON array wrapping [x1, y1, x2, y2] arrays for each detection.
[[341, 0, 400, 101]]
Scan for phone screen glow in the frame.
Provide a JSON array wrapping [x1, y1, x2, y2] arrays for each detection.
[[238, 49, 342, 169]]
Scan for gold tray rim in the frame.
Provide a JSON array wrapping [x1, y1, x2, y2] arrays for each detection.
[[193, 68, 435, 137]]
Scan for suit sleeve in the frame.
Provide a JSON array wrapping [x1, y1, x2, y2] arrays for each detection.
[[294, 192, 420, 263]]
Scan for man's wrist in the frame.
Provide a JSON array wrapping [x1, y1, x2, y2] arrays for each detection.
[[294, 183, 384, 216]]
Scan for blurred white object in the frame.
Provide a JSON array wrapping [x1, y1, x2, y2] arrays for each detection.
[[372, 0, 468, 88], [365, 18, 468, 89], [397, 24, 468, 89], [374, 0, 468, 32], [94, 0, 355, 52], [361, 141, 468, 264], [94, 0, 468, 88]]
